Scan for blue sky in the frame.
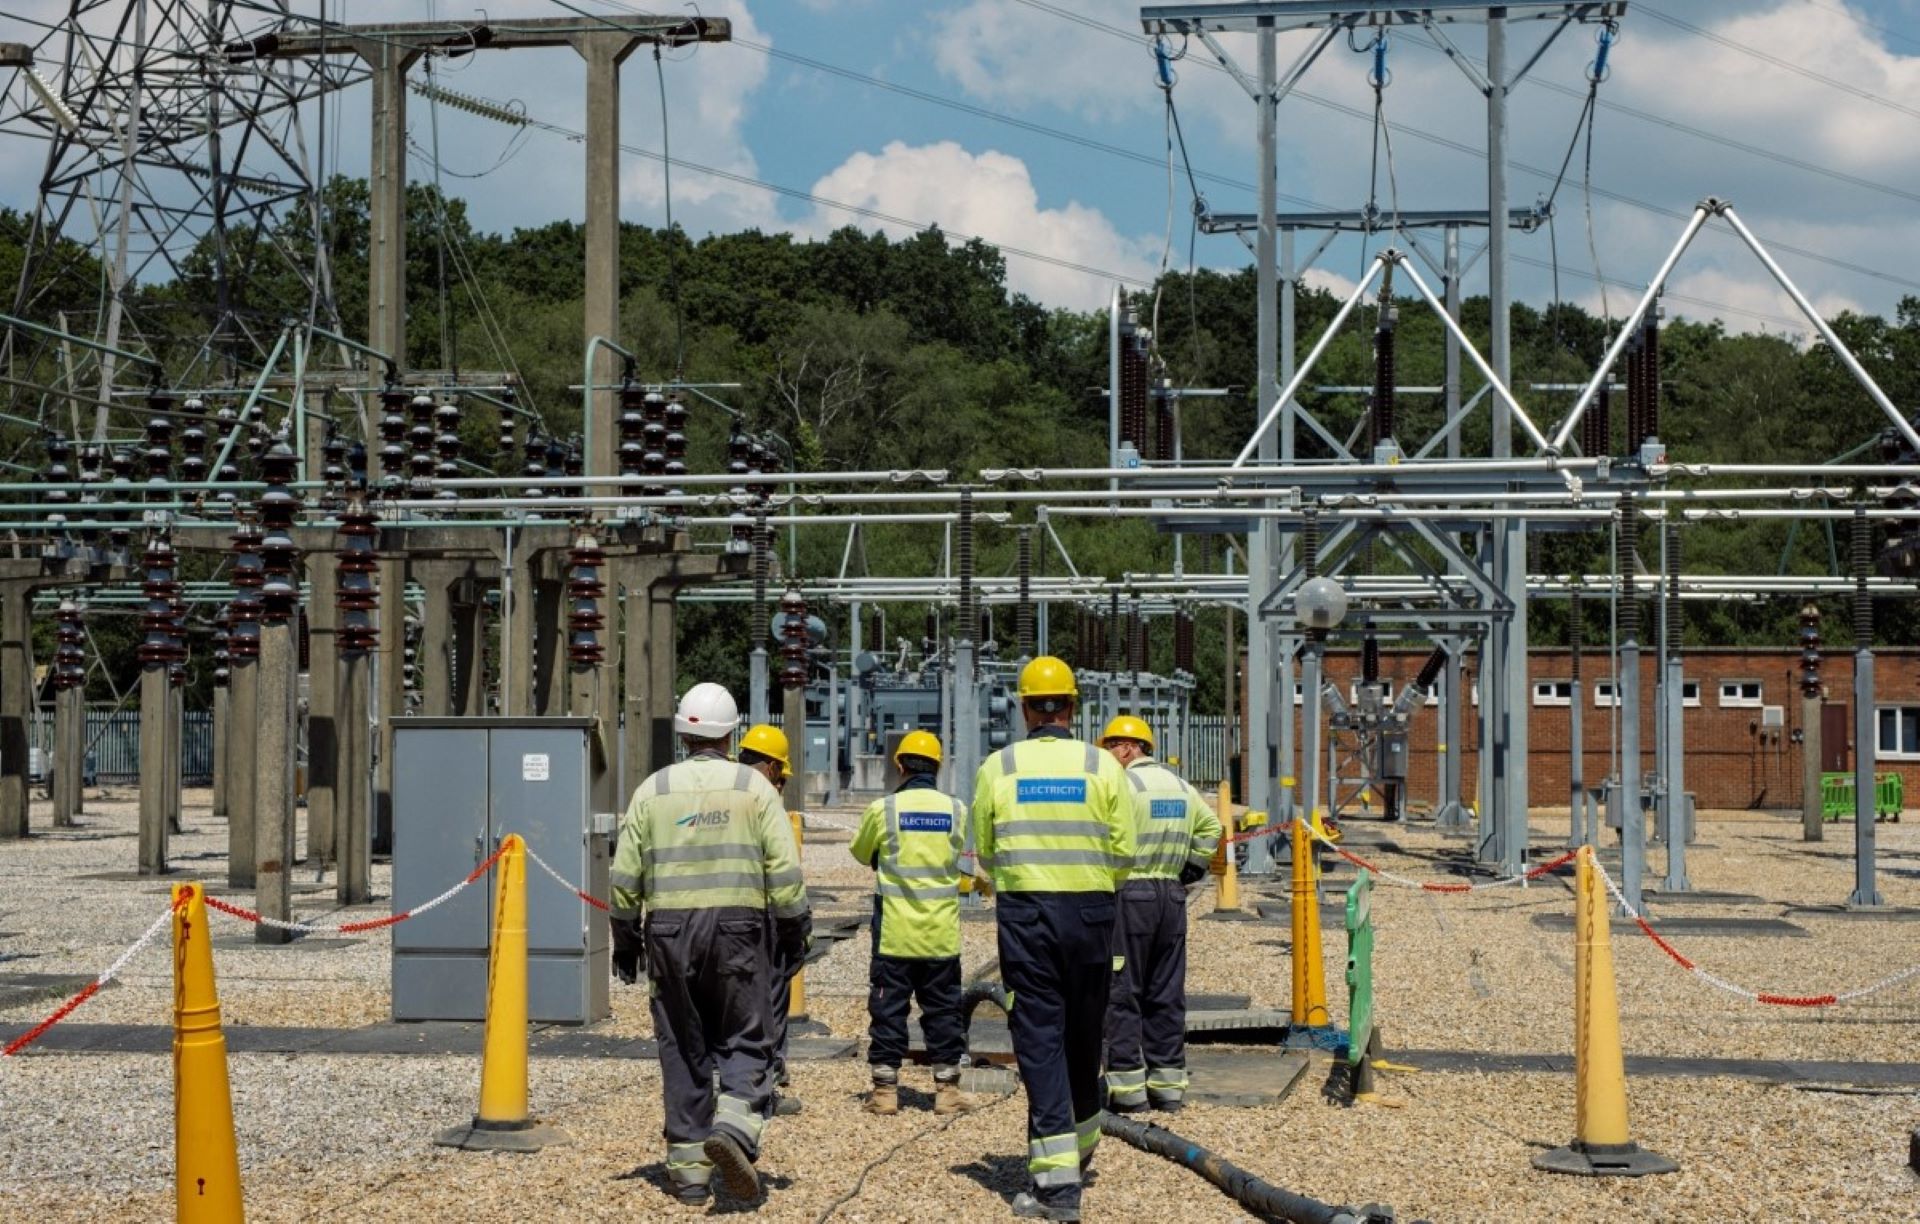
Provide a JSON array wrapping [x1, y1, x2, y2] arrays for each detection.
[[6, 0, 1920, 329]]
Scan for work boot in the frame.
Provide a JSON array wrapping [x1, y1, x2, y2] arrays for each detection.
[[933, 1079, 971, 1116], [702, 1132, 761, 1203], [866, 1082, 899, 1116], [1150, 1097, 1184, 1115], [671, 1183, 711, 1207], [1010, 1191, 1082, 1221]]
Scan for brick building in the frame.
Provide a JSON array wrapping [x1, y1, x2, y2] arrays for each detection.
[[1246, 647, 1920, 813]]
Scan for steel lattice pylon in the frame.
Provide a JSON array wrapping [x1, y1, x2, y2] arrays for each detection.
[[1, 1, 365, 435]]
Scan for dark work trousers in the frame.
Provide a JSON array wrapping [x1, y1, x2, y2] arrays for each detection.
[[866, 899, 966, 1072], [769, 942, 796, 1091], [646, 906, 777, 1164], [1104, 878, 1189, 1086], [997, 890, 1117, 1210]]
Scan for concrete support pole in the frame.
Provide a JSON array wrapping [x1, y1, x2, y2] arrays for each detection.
[[0, 585, 32, 839], [375, 553, 405, 854], [254, 622, 297, 944], [1569, 678, 1588, 847], [1436, 644, 1470, 832], [951, 640, 978, 808], [211, 684, 230, 822], [1300, 638, 1325, 838], [137, 665, 169, 873], [645, 584, 677, 774], [167, 685, 183, 834], [306, 562, 337, 865], [361, 42, 416, 372], [1661, 653, 1690, 889], [572, 32, 641, 491], [1849, 648, 1883, 907], [52, 684, 80, 827], [423, 573, 457, 716], [337, 649, 372, 905], [1246, 22, 1280, 877], [781, 684, 807, 812], [1801, 693, 1823, 842], [227, 657, 258, 888]]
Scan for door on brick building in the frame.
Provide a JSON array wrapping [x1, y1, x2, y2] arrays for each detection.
[[1821, 703, 1850, 772]]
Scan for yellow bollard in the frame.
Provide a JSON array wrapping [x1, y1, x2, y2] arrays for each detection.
[[436, 834, 565, 1152], [1533, 846, 1678, 1177], [1213, 781, 1240, 912], [1288, 819, 1330, 1032], [174, 882, 244, 1223], [788, 811, 809, 1021]]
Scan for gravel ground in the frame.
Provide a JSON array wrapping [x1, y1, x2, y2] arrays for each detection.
[[3, 794, 1918, 1220]]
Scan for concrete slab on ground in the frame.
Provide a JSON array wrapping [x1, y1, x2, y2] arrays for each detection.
[[1640, 889, 1769, 906], [0, 1021, 859, 1061], [0, 972, 104, 1010], [1396, 1047, 1920, 1088], [1185, 1047, 1311, 1106], [1530, 913, 1809, 937], [1784, 904, 1920, 922]]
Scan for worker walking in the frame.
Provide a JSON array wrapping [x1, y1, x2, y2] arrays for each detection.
[[1098, 716, 1221, 1114], [610, 685, 811, 1207], [972, 657, 1133, 1222], [851, 730, 974, 1118], [739, 723, 806, 1118]]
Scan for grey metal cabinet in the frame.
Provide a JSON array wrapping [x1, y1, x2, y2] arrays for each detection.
[[392, 718, 613, 1024]]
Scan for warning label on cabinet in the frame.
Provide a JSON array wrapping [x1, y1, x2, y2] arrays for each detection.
[[522, 753, 550, 782]]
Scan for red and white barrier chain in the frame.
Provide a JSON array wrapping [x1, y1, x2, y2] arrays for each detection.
[[1299, 820, 1578, 894], [2, 893, 184, 1059], [521, 842, 610, 912], [1592, 857, 1920, 1008], [202, 842, 509, 934]]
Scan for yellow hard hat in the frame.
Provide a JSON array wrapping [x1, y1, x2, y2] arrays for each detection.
[[1017, 655, 1078, 701], [1100, 716, 1154, 752], [739, 724, 791, 778], [893, 730, 943, 768]]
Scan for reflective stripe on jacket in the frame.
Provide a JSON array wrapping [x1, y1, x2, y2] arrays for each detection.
[[609, 753, 808, 920], [850, 786, 966, 959], [970, 732, 1133, 894], [1122, 757, 1222, 879]]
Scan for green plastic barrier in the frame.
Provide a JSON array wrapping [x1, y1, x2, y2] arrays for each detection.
[[1344, 869, 1375, 1093], [1823, 772, 1905, 822]]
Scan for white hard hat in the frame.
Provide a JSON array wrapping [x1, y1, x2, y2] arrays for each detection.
[[673, 682, 740, 739]]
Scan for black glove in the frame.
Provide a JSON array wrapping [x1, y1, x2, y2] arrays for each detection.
[[1178, 862, 1207, 888], [775, 914, 813, 971], [612, 916, 645, 985]]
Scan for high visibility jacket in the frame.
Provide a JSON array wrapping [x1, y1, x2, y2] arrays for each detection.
[[609, 752, 808, 921], [971, 729, 1133, 895], [1122, 756, 1222, 880], [850, 781, 967, 960]]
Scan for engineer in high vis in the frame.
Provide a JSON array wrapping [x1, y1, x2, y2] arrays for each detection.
[[972, 657, 1133, 1223], [609, 683, 811, 1208], [1098, 716, 1221, 1114], [851, 730, 976, 1118], [739, 723, 805, 1119]]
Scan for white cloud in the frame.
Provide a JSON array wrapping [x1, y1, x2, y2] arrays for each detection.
[[804, 139, 1157, 306]]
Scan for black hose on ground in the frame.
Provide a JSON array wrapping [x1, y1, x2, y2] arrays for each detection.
[[1101, 1113, 1402, 1224], [964, 981, 1403, 1224]]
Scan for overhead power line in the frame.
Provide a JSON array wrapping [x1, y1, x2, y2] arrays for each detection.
[[1004, 0, 1920, 296], [1638, 2, 1920, 123]]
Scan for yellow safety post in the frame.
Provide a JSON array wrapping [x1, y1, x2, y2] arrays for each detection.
[[173, 882, 244, 1224], [1213, 781, 1240, 912], [436, 834, 565, 1152], [1288, 819, 1330, 1033], [788, 811, 809, 1020], [1533, 846, 1678, 1177]]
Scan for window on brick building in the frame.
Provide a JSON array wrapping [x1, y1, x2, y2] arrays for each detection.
[[1681, 680, 1701, 707], [1593, 680, 1619, 707], [1719, 680, 1763, 708], [1878, 707, 1920, 759], [1532, 680, 1573, 707]]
